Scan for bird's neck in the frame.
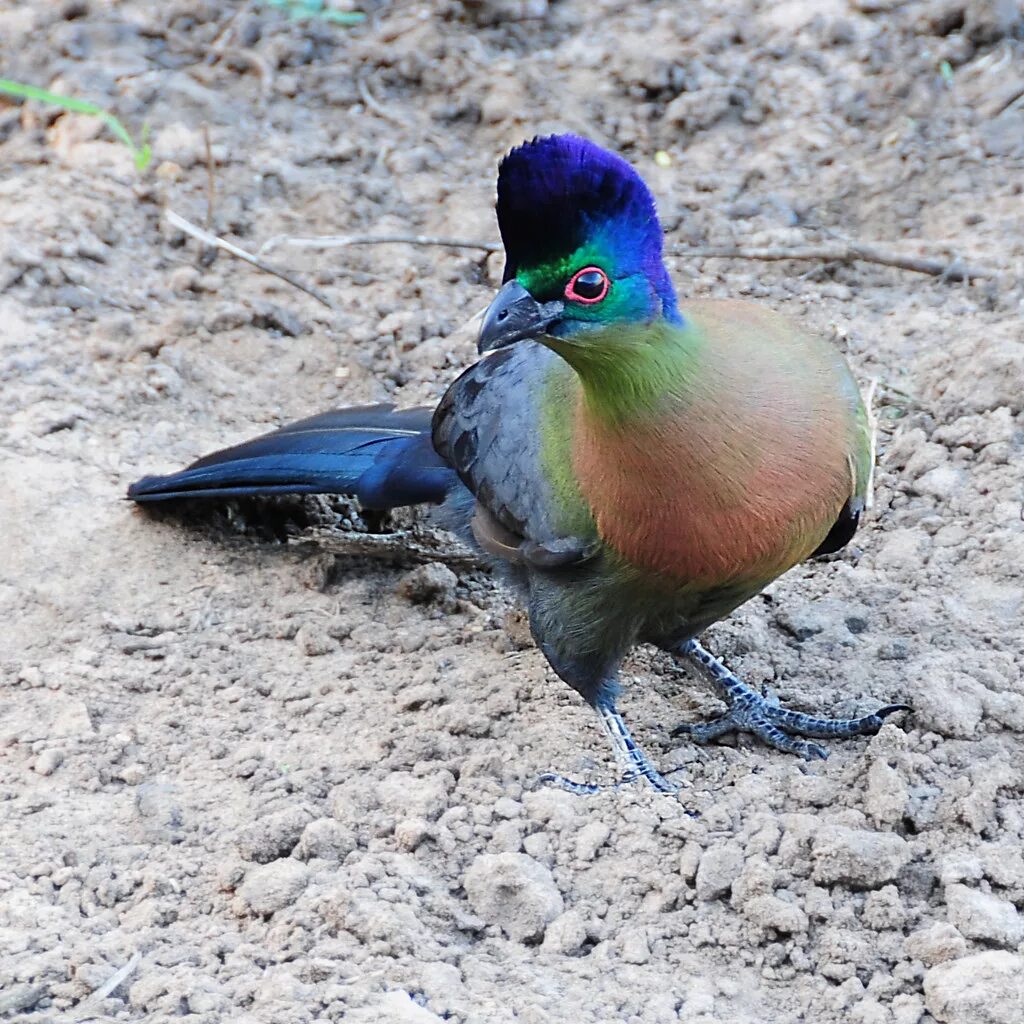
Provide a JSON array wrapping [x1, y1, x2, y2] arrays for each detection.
[[556, 318, 702, 426]]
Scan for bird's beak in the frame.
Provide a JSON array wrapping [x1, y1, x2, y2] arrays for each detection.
[[478, 280, 564, 353]]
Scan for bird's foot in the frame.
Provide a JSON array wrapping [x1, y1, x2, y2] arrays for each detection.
[[539, 702, 681, 795], [673, 638, 911, 761]]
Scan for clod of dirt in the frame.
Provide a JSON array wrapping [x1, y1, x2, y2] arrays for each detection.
[[904, 921, 969, 966], [924, 951, 1024, 1024], [811, 826, 911, 888], [396, 562, 460, 612], [944, 883, 1024, 947], [293, 818, 357, 862], [236, 804, 316, 863], [694, 841, 745, 900], [464, 852, 564, 942], [235, 859, 309, 917]]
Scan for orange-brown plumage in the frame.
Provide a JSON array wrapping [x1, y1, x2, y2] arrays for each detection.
[[568, 299, 866, 587]]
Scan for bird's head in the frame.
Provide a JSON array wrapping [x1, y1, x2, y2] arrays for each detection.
[[478, 134, 680, 357]]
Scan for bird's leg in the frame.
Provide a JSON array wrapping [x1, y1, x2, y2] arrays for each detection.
[[540, 700, 680, 795], [672, 638, 911, 761]]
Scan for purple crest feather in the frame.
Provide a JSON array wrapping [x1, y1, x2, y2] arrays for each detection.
[[495, 135, 678, 322], [496, 134, 663, 278]]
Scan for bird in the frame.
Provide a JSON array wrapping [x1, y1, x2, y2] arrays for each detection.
[[129, 134, 909, 793]]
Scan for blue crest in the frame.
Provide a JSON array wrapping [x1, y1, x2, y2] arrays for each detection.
[[495, 135, 677, 321]]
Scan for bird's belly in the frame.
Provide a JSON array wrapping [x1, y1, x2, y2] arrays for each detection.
[[574, 419, 846, 589]]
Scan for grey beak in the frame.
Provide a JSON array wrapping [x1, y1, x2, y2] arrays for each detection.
[[478, 280, 564, 354]]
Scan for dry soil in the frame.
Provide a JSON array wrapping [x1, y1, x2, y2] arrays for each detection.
[[2, 1, 1024, 1023]]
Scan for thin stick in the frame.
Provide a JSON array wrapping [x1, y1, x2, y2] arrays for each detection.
[[667, 242, 997, 282], [165, 210, 335, 309], [202, 123, 215, 230], [69, 953, 142, 1022], [258, 233, 502, 257], [863, 377, 879, 512], [256, 233, 996, 282], [207, 0, 257, 60], [357, 75, 405, 128]]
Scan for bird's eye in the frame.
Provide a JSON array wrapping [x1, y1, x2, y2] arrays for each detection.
[[564, 266, 609, 304]]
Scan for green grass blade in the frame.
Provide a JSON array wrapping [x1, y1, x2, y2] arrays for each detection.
[[0, 78, 151, 170]]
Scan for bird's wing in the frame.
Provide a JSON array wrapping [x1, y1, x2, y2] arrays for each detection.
[[432, 341, 596, 566]]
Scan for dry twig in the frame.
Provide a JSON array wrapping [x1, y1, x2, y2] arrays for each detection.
[[259, 233, 502, 256], [202, 123, 215, 229], [166, 209, 335, 310], [257, 232, 996, 282], [68, 953, 142, 1023], [863, 377, 879, 513], [357, 75, 405, 128], [667, 242, 997, 282]]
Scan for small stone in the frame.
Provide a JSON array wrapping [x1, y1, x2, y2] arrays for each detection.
[[235, 859, 308, 916], [811, 827, 910, 888], [865, 759, 909, 826], [541, 910, 587, 955], [294, 624, 337, 657], [945, 883, 1024, 947], [574, 821, 610, 862], [33, 749, 64, 776], [911, 465, 968, 500], [862, 885, 906, 931], [207, 302, 250, 333], [463, 852, 564, 942], [695, 842, 744, 900], [294, 818, 356, 862], [904, 922, 967, 966], [679, 841, 701, 883], [0, 984, 46, 1016], [742, 894, 809, 934], [982, 845, 1024, 890], [236, 806, 315, 863], [377, 772, 450, 822], [347, 990, 446, 1024], [395, 818, 432, 852], [251, 302, 305, 338], [619, 927, 651, 965], [396, 563, 459, 612], [924, 952, 1024, 1024]]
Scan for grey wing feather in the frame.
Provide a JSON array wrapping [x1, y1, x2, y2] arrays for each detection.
[[432, 342, 579, 553]]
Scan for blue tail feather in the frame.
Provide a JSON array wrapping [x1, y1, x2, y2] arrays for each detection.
[[128, 405, 458, 509]]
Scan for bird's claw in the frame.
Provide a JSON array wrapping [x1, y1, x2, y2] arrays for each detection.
[[672, 696, 911, 760]]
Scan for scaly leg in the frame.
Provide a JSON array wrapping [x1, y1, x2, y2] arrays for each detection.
[[541, 700, 680, 794], [672, 639, 911, 761]]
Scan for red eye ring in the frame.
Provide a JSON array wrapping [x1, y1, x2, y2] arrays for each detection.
[[564, 266, 609, 304]]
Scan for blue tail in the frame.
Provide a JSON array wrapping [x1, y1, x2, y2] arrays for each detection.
[[127, 405, 458, 509]]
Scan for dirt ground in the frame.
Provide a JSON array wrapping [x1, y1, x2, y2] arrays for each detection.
[[2, 1, 1024, 1022]]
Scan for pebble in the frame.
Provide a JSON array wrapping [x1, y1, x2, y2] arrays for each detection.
[[397, 563, 459, 612], [294, 818, 356, 862], [235, 859, 308, 917], [463, 852, 564, 942], [695, 842, 744, 900], [924, 952, 1024, 1024], [33, 749, 64, 776], [541, 909, 588, 955], [904, 922, 967, 966], [742, 894, 809, 934], [236, 806, 315, 863], [574, 821, 610, 862], [945, 883, 1024, 947], [811, 827, 911, 888]]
